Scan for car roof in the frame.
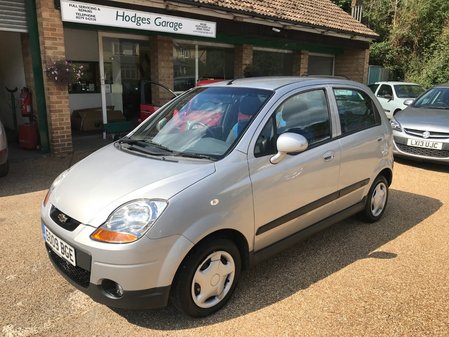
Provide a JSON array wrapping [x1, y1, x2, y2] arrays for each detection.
[[205, 76, 363, 91], [373, 81, 421, 86]]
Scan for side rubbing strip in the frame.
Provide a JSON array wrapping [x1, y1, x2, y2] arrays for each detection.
[[256, 178, 370, 236]]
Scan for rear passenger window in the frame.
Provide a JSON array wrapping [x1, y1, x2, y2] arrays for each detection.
[[255, 89, 331, 157], [334, 89, 381, 135]]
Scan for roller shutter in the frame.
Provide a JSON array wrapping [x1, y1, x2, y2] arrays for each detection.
[[0, 0, 27, 32]]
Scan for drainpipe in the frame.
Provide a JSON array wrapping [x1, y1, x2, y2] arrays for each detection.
[[24, 0, 50, 153]]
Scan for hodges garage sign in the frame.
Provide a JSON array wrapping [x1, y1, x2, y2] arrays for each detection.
[[60, 0, 216, 38]]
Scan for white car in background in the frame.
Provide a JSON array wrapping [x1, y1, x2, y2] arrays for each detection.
[[369, 81, 424, 119], [0, 119, 8, 177]]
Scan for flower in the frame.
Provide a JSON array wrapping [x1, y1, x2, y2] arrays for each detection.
[[46, 59, 84, 85]]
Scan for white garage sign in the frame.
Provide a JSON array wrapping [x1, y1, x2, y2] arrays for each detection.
[[60, 0, 216, 38]]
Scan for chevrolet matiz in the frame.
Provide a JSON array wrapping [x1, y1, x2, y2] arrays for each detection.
[[41, 77, 393, 317]]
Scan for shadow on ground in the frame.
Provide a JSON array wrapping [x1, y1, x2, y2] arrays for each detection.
[[0, 135, 112, 197], [395, 157, 449, 173], [114, 189, 442, 329]]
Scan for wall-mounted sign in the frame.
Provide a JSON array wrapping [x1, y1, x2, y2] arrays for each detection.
[[60, 0, 216, 38]]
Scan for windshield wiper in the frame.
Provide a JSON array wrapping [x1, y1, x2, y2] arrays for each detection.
[[117, 138, 145, 145], [146, 141, 174, 153], [118, 138, 175, 155], [176, 152, 218, 161]]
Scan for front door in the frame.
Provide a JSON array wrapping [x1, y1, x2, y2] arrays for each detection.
[[99, 34, 151, 131], [248, 88, 341, 251]]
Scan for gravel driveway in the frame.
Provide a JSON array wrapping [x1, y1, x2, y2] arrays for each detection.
[[1, 149, 448, 337]]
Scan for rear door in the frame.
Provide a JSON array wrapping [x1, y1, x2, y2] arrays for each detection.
[[247, 87, 341, 251], [331, 87, 387, 210]]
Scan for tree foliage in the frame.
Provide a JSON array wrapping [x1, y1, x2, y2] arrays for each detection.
[[332, 0, 449, 86]]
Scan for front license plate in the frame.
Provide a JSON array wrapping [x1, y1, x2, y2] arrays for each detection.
[[42, 224, 76, 266], [407, 139, 443, 150]]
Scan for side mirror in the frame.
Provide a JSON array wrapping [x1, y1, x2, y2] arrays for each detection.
[[270, 133, 308, 164], [403, 99, 414, 106]]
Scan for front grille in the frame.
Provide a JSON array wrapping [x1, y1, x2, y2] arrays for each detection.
[[404, 128, 449, 139], [50, 207, 81, 231], [46, 244, 91, 288], [396, 143, 449, 158]]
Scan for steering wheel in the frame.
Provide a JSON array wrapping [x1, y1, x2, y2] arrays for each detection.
[[188, 121, 208, 130]]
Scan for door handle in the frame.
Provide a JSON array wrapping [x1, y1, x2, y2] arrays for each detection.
[[377, 137, 384, 142], [323, 151, 335, 161]]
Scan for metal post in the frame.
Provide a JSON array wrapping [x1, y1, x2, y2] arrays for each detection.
[[24, 0, 50, 153]]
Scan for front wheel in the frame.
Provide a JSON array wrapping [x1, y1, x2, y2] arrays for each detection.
[[360, 175, 389, 223], [171, 238, 241, 317]]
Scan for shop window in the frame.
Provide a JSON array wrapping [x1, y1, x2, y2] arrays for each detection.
[[308, 54, 334, 76], [251, 50, 294, 76], [173, 42, 234, 93], [69, 61, 101, 94]]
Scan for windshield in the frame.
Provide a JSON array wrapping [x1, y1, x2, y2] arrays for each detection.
[[394, 84, 424, 98], [413, 87, 449, 109], [124, 86, 272, 160]]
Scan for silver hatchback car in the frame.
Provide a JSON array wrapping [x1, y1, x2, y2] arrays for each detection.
[[41, 77, 393, 317]]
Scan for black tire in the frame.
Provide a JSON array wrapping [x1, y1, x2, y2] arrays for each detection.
[[171, 238, 241, 317], [0, 159, 8, 177], [360, 175, 389, 223]]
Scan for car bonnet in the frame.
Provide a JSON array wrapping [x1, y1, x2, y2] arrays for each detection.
[[48, 144, 216, 226], [396, 107, 449, 131]]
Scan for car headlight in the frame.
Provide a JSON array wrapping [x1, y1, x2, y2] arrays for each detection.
[[390, 118, 402, 131], [90, 199, 167, 243], [43, 169, 70, 207]]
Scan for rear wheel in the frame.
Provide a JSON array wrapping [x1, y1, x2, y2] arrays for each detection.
[[171, 238, 241, 317], [360, 175, 389, 222]]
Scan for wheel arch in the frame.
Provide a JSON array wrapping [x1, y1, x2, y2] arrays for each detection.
[[169, 229, 250, 292], [378, 167, 393, 186], [181, 229, 251, 273]]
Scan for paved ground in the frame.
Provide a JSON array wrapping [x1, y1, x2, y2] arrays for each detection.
[[1, 140, 448, 337]]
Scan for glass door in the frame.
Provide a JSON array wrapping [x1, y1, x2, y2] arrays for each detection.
[[99, 33, 150, 136]]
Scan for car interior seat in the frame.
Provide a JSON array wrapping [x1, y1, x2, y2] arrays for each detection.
[[226, 95, 262, 143]]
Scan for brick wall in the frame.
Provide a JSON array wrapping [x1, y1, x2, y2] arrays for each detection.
[[36, 0, 72, 156], [150, 36, 174, 106], [234, 45, 253, 78], [335, 48, 369, 83], [293, 51, 309, 76]]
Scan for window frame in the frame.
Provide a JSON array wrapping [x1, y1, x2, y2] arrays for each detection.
[[332, 87, 382, 137], [253, 87, 333, 158]]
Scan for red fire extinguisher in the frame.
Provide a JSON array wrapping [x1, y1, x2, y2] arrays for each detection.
[[20, 87, 33, 117]]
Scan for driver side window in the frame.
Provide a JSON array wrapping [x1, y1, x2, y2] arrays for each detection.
[[254, 89, 331, 157]]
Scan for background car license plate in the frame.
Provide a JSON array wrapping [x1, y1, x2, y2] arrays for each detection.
[[42, 224, 76, 266], [407, 139, 443, 150]]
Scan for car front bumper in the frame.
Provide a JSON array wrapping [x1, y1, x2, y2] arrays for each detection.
[[41, 205, 193, 310], [44, 242, 170, 309], [392, 132, 449, 164]]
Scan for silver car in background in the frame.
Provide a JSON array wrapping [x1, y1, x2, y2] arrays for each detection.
[[41, 77, 393, 317], [391, 84, 449, 164], [0, 119, 8, 177]]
